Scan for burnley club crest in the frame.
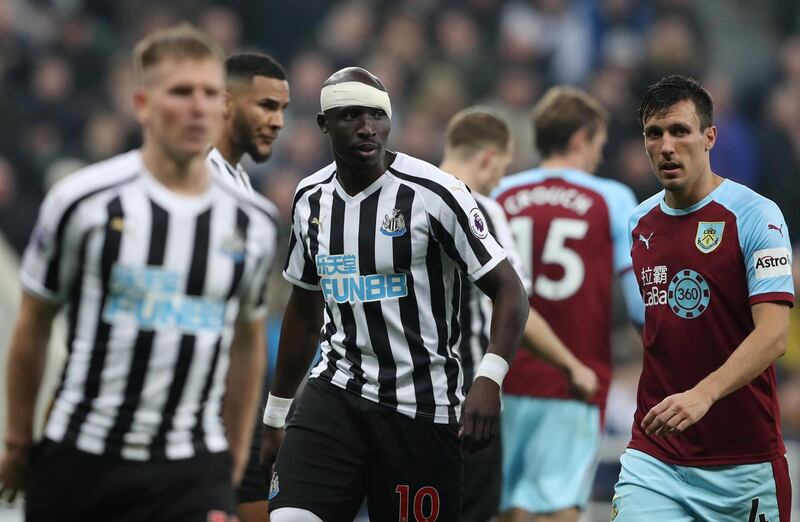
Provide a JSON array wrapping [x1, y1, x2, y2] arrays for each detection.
[[695, 221, 724, 254]]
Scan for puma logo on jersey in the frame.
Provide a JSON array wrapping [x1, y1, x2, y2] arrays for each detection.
[[109, 217, 135, 234], [310, 215, 325, 231], [638, 233, 653, 250], [768, 223, 783, 237]]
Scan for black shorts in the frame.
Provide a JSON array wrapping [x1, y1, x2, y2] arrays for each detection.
[[237, 390, 269, 504], [461, 434, 501, 522], [26, 439, 237, 522], [269, 378, 463, 522]]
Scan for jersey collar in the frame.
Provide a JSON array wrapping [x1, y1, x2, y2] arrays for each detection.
[[659, 179, 729, 216]]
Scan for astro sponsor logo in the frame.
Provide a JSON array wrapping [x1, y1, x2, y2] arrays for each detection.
[[102, 265, 225, 333], [316, 254, 408, 304], [753, 247, 792, 280]]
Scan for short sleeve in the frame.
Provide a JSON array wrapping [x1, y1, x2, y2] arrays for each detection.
[[608, 184, 639, 274], [738, 200, 794, 307], [238, 255, 271, 322], [238, 219, 280, 321], [20, 187, 84, 304], [482, 199, 533, 295], [282, 191, 321, 290], [429, 183, 506, 283]]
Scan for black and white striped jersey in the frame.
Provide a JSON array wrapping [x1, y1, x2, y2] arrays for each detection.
[[208, 147, 255, 194], [458, 192, 532, 393], [20, 150, 280, 461], [284, 152, 506, 424]]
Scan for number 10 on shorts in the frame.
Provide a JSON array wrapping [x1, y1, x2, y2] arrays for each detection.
[[395, 485, 440, 522]]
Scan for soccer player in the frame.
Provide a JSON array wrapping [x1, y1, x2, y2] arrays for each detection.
[[611, 75, 793, 521], [209, 52, 290, 196], [440, 107, 599, 522], [492, 87, 644, 522], [0, 25, 279, 521], [207, 51, 289, 522], [260, 68, 528, 522]]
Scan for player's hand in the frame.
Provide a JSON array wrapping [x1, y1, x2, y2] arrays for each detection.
[[459, 377, 501, 455], [259, 426, 285, 480], [641, 387, 713, 436], [0, 444, 32, 504], [567, 362, 599, 402]]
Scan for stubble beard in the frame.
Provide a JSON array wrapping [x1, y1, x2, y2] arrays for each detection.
[[233, 111, 271, 164]]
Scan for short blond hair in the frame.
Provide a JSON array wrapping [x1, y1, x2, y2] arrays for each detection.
[[132, 23, 224, 85]]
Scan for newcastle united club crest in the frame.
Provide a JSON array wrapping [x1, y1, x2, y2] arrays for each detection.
[[379, 208, 407, 237], [695, 221, 724, 254]]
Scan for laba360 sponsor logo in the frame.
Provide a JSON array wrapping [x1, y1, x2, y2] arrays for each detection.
[[753, 247, 791, 280]]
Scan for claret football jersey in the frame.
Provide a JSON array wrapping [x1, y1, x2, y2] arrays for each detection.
[[628, 179, 794, 465], [492, 168, 642, 411]]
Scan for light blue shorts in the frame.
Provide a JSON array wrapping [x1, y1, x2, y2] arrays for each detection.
[[500, 396, 601, 514], [612, 449, 790, 521]]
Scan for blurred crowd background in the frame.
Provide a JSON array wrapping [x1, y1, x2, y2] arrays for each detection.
[[2, 0, 800, 514]]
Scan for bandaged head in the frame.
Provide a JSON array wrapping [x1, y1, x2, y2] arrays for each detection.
[[320, 81, 392, 118]]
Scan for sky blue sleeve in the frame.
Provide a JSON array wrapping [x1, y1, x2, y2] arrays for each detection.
[[606, 183, 639, 274], [605, 182, 644, 325], [737, 197, 794, 302]]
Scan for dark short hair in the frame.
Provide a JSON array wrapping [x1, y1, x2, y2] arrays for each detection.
[[445, 107, 510, 155], [532, 86, 608, 159], [638, 75, 713, 129], [226, 52, 286, 83]]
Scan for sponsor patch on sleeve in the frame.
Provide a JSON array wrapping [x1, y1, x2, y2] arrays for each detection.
[[753, 247, 792, 279]]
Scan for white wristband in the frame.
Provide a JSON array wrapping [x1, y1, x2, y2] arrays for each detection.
[[262, 393, 293, 428], [474, 353, 509, 387]]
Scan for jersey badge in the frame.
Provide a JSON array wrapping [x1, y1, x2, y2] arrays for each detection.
[[220, 229, 246, 261], [468, 208, 488, 239], [695, 221, 724, 253], [638, 232, 653, 250], [269, 472, 280, 500], [610, 495, 620, 520], [379, 208, 407, 237]]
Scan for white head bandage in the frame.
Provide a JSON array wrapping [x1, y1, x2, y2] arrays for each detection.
[[320, 81, 392, 118]]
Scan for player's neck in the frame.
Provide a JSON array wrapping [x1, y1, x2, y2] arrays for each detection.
[[540, 156, 591, 174], [334, 151, 396, 196], [664, 170, 723, 209], [141, 142, 210, 196], [439, 160, 486, 196], [215, 134, 244, 167]]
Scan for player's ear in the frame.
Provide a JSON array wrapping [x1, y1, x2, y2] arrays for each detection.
[[479, 146, 496, 170], [223, 90, 232, 119], [568, 126, 589, 153], [132, 88, 148, 124], [703, 125, 717, 151], [317, 113, 328, 133]]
